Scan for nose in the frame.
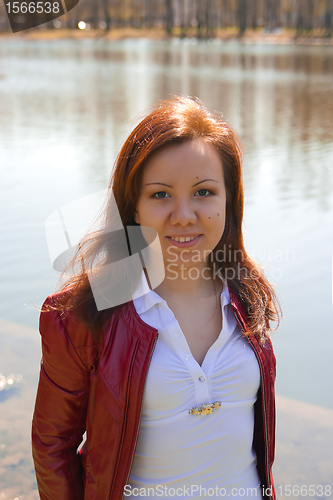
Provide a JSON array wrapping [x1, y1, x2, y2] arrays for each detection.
[[169, 198, 197, 226]]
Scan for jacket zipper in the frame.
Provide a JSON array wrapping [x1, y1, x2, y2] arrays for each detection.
[[121, 335, 158, 500], [232, 308, 272, 499]]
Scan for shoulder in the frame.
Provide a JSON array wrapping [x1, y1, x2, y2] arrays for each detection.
[[41, 289, 92, 346], [40, 289, 105, 372], [40, 289, 137, 353]]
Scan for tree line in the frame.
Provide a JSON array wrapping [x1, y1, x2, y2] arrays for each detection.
[[1, 0, 333, 35]]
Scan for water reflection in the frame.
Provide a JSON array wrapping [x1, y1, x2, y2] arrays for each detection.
[[0, 36, 332, 499], [0, 38, 332, 373], [0, 385, 21, 403], [0, 40, 332, 211], [0, 374, 23, 392]]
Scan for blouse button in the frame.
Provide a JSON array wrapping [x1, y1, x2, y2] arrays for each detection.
[[199, 376, 205, 382], [174, 333, 179, 338], [184, 355, 190, 361]]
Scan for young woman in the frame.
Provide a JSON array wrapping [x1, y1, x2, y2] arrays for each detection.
[[32, 96, 280, 500]]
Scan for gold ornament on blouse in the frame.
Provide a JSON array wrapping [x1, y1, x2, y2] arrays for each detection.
[[188, 401, 221, 415]]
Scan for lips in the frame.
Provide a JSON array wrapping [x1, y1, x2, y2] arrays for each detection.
[[169, 235, 198, 242], [166, 235, 202, 247]]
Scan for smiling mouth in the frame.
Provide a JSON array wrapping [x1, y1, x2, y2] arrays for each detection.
[[168, 236, 199, 243], [166, 235, 202, 246]]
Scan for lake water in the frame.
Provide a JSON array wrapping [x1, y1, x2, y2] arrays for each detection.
[[0, 38, 332, 497]]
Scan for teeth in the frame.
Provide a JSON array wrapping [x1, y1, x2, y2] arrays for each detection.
[[170, 236, 198, 242]]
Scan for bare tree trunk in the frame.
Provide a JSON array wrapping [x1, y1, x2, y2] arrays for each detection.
[[143, 0, 150, 28], [67, 0, 80, 28], [101, 0, 111, 31], [179, 0, 185, 36], [205, 0, 211, 36], [267, 0, 272, 30], [196, 0, 202, 38], [207, 0, 217, 36], [284, 0, 292, 29], [218, 0, 224, 29], [251, 0, 257, 30], [205, 0, 209, 36], [268, 0, 281, 30], [275, 0, 281, 27], [147, 0, 157, 28], [325, 0, 333, 36], [165, 0, 173, 34], [90, 0, 100, 28], [296, 0, 304, 35], [238, 0, 246, 35], [306, 0, 314, 31], [217, 0, 222, 31]]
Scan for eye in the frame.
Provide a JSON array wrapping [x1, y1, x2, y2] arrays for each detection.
[[196, 189, 212, 197], [152, 191, 169, 199]]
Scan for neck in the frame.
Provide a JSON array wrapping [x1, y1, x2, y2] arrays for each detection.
[[152, 262, 223, 301]]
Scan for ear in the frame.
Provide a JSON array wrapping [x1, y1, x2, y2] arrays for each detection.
[[134, 210, 140, 225]]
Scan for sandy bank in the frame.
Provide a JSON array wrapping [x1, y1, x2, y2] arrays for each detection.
[[1, 28, 333, 46]]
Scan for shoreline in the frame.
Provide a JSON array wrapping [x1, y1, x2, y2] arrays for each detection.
[[1, 27, 333, 46]]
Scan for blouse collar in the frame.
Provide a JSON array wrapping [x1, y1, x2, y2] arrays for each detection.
[[132, 271, 230, 316]]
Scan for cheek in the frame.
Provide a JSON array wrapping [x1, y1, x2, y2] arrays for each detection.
[[137, 202, 166, 229], [206, 198, 226, 223], [209, 205, 226, 240]]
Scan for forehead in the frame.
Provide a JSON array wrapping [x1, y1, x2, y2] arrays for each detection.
[[141, 139, 223, 181]]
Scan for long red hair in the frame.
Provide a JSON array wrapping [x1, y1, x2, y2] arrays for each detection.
[[52, 96, 280, 342]]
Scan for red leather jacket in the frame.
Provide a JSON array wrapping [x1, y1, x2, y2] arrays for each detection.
[[32, 287, 276, 500]]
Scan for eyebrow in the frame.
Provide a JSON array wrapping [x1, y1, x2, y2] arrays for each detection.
[[145, 179, 219, 188]]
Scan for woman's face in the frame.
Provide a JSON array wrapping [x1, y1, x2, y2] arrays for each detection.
[[135, 139, 226, 273]]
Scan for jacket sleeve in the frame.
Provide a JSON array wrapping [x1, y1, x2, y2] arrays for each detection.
[[31, 297, 90, 500]]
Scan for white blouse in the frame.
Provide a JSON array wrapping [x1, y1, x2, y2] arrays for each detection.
[[126, 273, 262, 499]]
